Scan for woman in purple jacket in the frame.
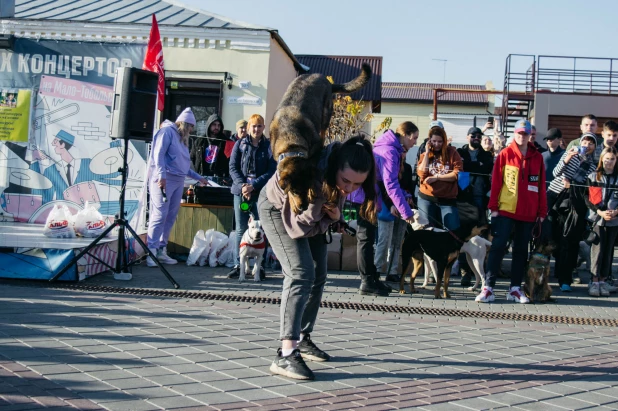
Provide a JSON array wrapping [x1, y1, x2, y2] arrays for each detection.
[[372, 122, 419, 285], [147, 108, 209, 267]]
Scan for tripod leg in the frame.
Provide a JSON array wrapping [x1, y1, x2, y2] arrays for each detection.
[[49, 221, 119, 282], [125, 224, 180, 289]]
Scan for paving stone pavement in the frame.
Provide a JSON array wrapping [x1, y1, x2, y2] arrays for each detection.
[[0, 263, 617, 410]]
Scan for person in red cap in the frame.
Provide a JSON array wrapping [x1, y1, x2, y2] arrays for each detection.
[[476, 119, 547, 304]]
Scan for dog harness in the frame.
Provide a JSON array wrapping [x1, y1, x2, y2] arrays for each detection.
[[240, 241, 266, 249], [277, 152, 307, 163]]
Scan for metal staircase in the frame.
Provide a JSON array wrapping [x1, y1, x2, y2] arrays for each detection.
[[501, 54, 536, 138]]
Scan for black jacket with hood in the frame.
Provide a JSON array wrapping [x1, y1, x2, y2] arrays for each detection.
[[190, 114, 231, 177]]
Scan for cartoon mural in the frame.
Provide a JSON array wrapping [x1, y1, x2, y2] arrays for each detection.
[[0, 39, 146, 226]]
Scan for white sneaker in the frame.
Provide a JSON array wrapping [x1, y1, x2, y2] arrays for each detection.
[[158, 247, 178, 265], [113, 272, 132, 281], [475, 287, 495, 303], [599, 282, 611, 297], [506, 287, 530, 304], [146, 247, 158, 268], [589, 282, 600, 297]]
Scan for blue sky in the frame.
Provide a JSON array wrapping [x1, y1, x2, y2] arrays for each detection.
[[187, 0, 618, 89]]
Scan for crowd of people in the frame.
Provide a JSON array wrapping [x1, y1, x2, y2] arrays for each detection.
[[144, 108, 617, 381]]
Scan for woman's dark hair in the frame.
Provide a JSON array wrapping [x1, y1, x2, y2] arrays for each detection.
[[596, 147, 618, 181], [323, 135, 377, 224]]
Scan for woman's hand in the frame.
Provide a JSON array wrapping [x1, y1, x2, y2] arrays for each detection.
[[197, 178, 210, 187], [158, 178, 166, 189], [564, 148, 578, 164], [241, 184, 254, 199], [425, 176, 438, 185], [390, 206, 400, 217], [322, 204, 340, 221], [491, 211, 499, 218], [598, 210, 613, 221], [563, 178, 571, 189]]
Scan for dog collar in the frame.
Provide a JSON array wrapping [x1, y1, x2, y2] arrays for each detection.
[[240, 241, 266, 249], [531, 253, 549, 261], [277, 152, 307, 163]]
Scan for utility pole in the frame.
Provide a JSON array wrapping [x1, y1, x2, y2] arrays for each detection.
[[432, 59, 448, 83]]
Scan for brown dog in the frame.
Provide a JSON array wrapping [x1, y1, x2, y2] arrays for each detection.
[[523, 242, 556, 303], [270, 64, 371, 213]]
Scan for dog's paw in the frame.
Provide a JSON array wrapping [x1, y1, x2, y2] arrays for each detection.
[[444, 292, 451, 299], [467, 286, 478, 291], [399, 289, 406, 295]]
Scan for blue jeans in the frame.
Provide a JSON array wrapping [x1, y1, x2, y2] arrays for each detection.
[[485, 215, 533, 288], [233, 194, 261, 266], [416, 196, 460, 230]]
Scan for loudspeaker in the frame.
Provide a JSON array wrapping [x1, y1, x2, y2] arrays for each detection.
[[110, 67, 158, 141]]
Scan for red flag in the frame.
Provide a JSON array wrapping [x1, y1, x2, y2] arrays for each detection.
[[589, 186, 603, 205], [142, 14, 165, 111]]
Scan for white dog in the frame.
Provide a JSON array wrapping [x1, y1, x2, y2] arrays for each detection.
[[239, 216, 266, 283], [460, 235, 492, 291], [421, 234, 491, 291]]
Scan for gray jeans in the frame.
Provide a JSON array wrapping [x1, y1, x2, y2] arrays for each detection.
[[258, 192, 327, 341]]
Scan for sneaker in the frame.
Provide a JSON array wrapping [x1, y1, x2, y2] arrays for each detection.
[[158, 247, 178, 265], [560, 284, 572, 292], [113, 272, 132, 281], [227, 266, 240, 279], [298, 334, 330, 362], [270, 349, 314, 380], [589, 282, 600, 297], [375, 279, 393, 293], [572, 274, 582, 285], [599, 282, 611, 297], [146, 247, 158, 268], [606, 278, 617, 292], [359, 279, 389, 296], [507, 287, 530, 304], [385, 274, 401, 283], [475, 287, 495, 303]]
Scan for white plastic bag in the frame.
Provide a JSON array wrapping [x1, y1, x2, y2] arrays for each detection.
[[43, 204, 75, 238], [187, 230, 207, 266], [224, 230, 236, 267], [73, 201, 107, 238], [209, 231, 229, 267], [198, 229, 214, 267]]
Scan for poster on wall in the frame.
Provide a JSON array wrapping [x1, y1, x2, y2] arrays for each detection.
[[0, 38, 146, 226], [0, 89, 31, 142]]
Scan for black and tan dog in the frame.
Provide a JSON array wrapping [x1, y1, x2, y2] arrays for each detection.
[[399, 224, 487, 298], [270, 64, 371, 213], [523, 241, 556, 303]]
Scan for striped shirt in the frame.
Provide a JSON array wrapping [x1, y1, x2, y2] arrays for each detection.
[[549, 151, 596, 194]]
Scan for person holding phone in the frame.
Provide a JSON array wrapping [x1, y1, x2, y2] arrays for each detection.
[[585, 147, 618, 297], [546, 132, 597, 292]]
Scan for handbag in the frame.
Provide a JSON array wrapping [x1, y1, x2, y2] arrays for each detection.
[[583, 217, 600, 246]]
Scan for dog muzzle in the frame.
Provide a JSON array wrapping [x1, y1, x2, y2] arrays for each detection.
[[277, 152, 307, 163]]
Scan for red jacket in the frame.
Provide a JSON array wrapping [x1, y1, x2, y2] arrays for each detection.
[[488, 141, 548, 222]]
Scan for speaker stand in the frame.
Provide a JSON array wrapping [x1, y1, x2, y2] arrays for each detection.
[[49, 137, 180, 288]]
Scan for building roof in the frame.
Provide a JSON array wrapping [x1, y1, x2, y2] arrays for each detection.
[[14, 0, 268, 29], [295, 55, 382, 102], [382, 82, 488, 104], [12, 0, 306, 72]]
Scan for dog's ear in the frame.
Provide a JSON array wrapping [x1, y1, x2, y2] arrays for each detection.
[[248, 213, 254, 223]]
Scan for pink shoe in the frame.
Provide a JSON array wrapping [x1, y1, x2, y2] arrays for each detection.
[[475, 287, 495, 303]]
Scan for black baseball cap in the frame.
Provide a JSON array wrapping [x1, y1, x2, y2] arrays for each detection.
[[467, 127, 482, 136], [543, 128, 562, 140]]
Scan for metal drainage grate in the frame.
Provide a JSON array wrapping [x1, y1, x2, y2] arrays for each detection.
[[38, 283, 618, 328]]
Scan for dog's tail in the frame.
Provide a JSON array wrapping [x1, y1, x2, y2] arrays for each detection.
[[331, 63, 371, 94]]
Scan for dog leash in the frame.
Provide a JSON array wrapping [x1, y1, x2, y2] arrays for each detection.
[[413, 207, 466, 245]]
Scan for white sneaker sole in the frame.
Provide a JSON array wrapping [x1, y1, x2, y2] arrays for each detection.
[[475, 294, 494, 303], [269, 362, 313, 380], [300, 352, 330, 362], [146, 259, 157, 268], [159, 260, 178, 265], [506, 295, 529, 303]]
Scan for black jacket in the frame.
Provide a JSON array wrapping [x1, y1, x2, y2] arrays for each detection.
[[456, 144, 494, 200], [190, 114, 231, 177]]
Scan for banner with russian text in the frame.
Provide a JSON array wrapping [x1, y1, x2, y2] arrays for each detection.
[[0, 39, 147, 229]]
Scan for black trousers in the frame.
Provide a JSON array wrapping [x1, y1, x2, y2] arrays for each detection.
[[356, 206, 378, 282]]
